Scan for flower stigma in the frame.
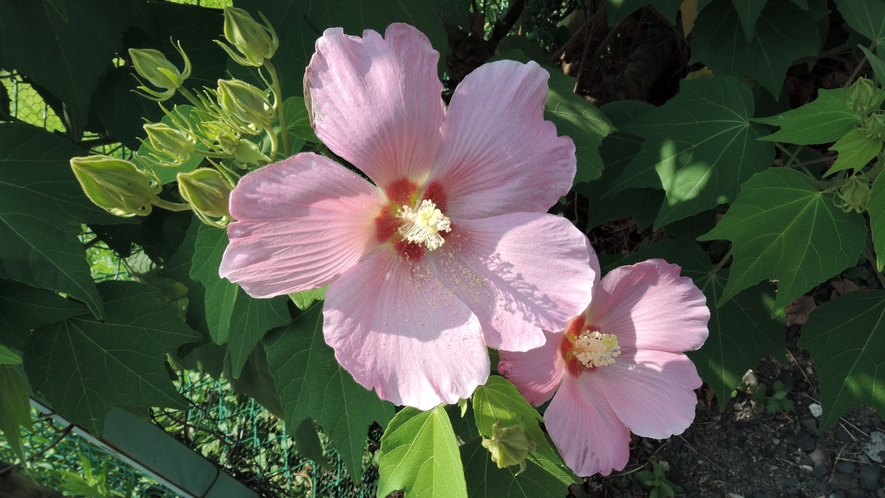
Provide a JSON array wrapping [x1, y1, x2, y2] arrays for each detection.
[[573, 329, 621, 368], [397, 199, 451, 251]]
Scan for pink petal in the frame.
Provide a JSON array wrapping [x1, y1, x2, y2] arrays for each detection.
[[323, 248, 489, 410], [497, 330, 565, 406], [589, 259, 709, 353], [589, 349, 702, 439], [430, 60, 576, 219], [428, 213, 594, 352], [545, 374, 631, 476], [220, 153, 385, 298], [305, 24, 444, 188]]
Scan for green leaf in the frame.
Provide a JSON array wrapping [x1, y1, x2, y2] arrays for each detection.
[[0, 123, 130, 319], [732, 0, 768, 42], [752, 88, 862, 144], [835, 0, 885, 45], [0, 344, 20, 364], [800, 290, 885, 430], [827, 128, 884, 176], [289, 287, 327, 310], [859, 45, 885, 86], [283, 96, 319, 143], [616, 238, 785, 410], [460, 438, 574, 498], [0, 364, 32, 463], [869, 173, 885, 271], [190, 224, 238, 344], [94, 67, 166, 151], [690, 0, 825, 96], [608, 77, 773, 228], [293, 417, 332, 471], [0, 280, 88, 351], [605, 0, 683, 25], [24, 281, 201, 435], [265, 304, 394, 481], [377, 406, 467, 498], [698, 168, 867, 314], [226, 291, 290, 379], [473, 377, 577, 485]]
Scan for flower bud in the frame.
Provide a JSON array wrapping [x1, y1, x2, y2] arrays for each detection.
[[218, 7, 279, 67], [481, 421, 536, 475], [177, 168, 232, 226], [217, 79, 274, 130], [70, 156, 160, 217], [847, 77, 878, 113], [836, 175, 871, 214], [129, 42, 192, 101], [863, 113, 885, 140], [143, 122, 195, 166]]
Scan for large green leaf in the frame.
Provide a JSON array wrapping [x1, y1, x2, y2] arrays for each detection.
[[698, 168, 867, 314], [377, 406, 467, 498], [690, 0, 825, 97], [0, 365, 32, 463], [835, 0, 885, 46], [0, 344, 20, 365], [0, 0, 151, 125], [472, 376, 577, 485], [752, 88, 862, 144], [605, 0, 684, 24], [264, 304, 394, 481], [24, 281, 201, 435], [607, 77, 773, 229], [869, 173, 885, 271], [461, 438, 576, 498], [800, 290, 885, 430], [0, 123, 129, 318], [226, 290, 290, 379], [0, 280, 88, 351], [617, 238, 785, 410]]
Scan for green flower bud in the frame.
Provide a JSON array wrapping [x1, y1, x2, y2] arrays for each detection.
[[835, 174, 871, 214], [863, 113, 885, 140], [217, 7, 279, 67], [481, 421, 536, 475], [143, 122, 195, 166], [847, 77, 879, 113], [178, 168, 232, 227], [217, 79, 274, 131], [129, 42, 192, 101], [70, 156, 161, 217]]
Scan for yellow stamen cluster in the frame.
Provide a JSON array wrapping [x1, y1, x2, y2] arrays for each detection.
[[397, 199, 451, 251], [573, 330, 621, 368]]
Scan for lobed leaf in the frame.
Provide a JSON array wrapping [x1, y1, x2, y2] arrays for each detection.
[[0, 280, 88, 351], [698, 168, 867, 314], [0, 365, 32, 463], [827, 128, 884, 177], [377, 406, 467, 498], [753, 88, 862, 145], [834, 0, 885, 46], [461, 438, 577, 498], [800, 290, 885, 430]]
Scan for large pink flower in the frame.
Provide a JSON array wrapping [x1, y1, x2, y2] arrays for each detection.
[[499, 253, 709, 476], [219, 24, 595, 410]]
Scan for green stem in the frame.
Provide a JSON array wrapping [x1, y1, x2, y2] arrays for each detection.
[[264, 59, 291, 158], [711, 249, 732, 274], [152, 198, 193, 212], [863, 244, 885, 289], [177, 87, 208, 111], [263, 123, 279, 161]]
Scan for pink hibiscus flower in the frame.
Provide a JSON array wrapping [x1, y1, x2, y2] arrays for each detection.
[[219, 24, 595, 410], [498, 252, 709, 476]]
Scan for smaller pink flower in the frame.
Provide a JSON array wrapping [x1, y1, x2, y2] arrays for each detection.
[[498, 252, 710, 476]]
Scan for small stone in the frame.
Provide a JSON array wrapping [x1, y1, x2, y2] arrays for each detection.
[[785, 477, 800, 487], [860, 464, 882, 492], [726, 493, 745, 498], [793, 433, 816, 452], [835, 461, 855, 474], [799, 464, 814, 473], [809, 448, 828, 466], [659, 460, 670, 472], [772, 438, 780, 445], [808, 403, 822, 418], [801, 417, 818, 432], [862, 431, 885, 464], [813, 463, 828, 478]]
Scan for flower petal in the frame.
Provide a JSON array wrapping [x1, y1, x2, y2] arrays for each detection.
[[220, 153, 384, 298], [589, 349, 702, 439], [498, 330, 564, 406], [324, 248, 489, 410], [305, 24, 444, 187], [546, 374, 631, 476], [430, 60, 576, 219], [429, 213, 594, 352], [589, 259, 709, 353]]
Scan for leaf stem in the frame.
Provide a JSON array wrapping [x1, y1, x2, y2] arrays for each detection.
[[264, 59, 291, 159], [152, 198, 192, 212], [863, 244, 885, 289], [711, 249, 732, 274], [178, 87, 208, 111]]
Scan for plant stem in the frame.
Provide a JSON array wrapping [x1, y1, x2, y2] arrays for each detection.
[[178, 87, 208, 111], [264, 59, 291, 158], [152, 198, 193, 212], [712, 249, 732, 274]]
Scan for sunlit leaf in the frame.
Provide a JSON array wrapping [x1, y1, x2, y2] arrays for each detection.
[[752, 88, 862, 144], [617, 238, 785, 410], [827, 128, 884, 176], [800, 290, 885, 430], [377, 406, 467, 498], [24, 281, 201, 435], [698, 168, 867, 314], [0, 344, 20, 365], [691, 0, 826, 96], [265, 304, 394, 481], [289, 287, 326, 310], [607, 76, 773, 229], [461, 438, 576, 498]]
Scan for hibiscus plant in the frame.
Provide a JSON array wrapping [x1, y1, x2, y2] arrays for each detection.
[[1, 0, 884, 496]]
